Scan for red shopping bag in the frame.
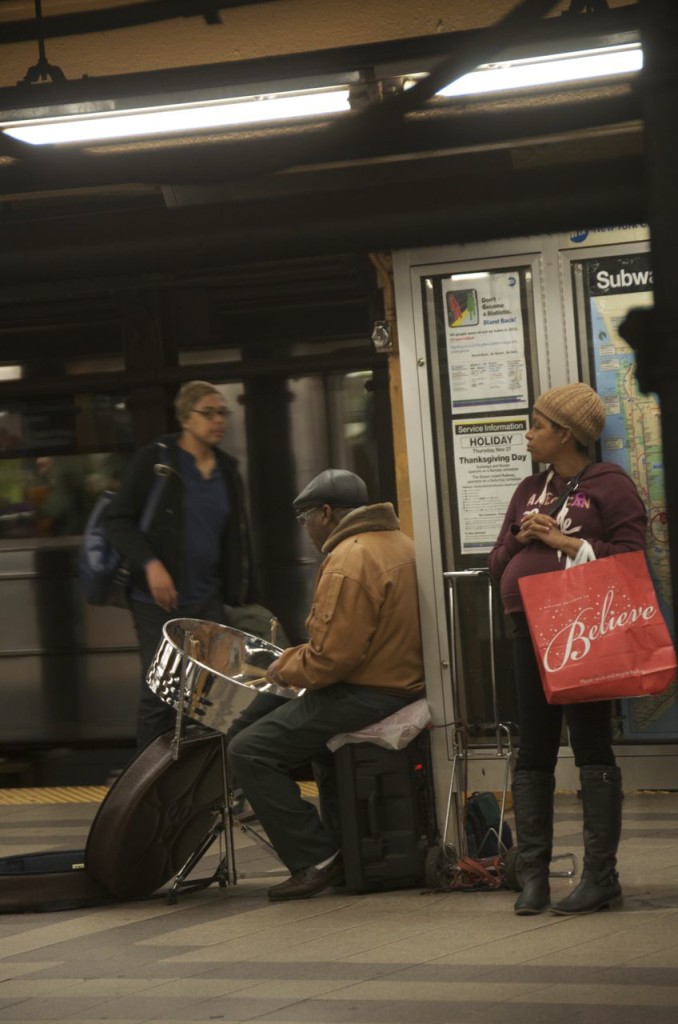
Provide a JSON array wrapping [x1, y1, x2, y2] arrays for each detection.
[[518, 550, 676, 704]]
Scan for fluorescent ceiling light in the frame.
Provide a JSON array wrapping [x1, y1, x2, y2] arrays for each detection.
[[0, 42, 642, 146], [450, 272, 491, 281], [0, 86, 351, 146], [438, 43, 642, 97], [0, 366, 24, 381]]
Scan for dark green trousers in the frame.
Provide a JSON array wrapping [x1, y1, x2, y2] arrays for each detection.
[[228, 683, 413, 873]]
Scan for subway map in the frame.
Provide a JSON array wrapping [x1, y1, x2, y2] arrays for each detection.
[[586, 254, 676, 735]]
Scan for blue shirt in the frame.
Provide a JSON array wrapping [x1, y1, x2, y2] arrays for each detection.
[[131, 447, 229, 607], [177, 447, 229, 608]]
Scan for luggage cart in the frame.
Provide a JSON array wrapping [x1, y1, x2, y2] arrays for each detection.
[[425, 569, 576, 892], [425, 569, 515, 890]]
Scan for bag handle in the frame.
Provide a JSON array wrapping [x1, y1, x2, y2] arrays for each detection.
[[566, 539, 596, 569], [547, 464, 594, 570], [139, 443, 170, 532], [544, 464, 588, 520]]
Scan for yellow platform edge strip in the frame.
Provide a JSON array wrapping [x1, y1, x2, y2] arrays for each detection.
[[0, 781, 319, 806], [0, 786, 109, 806]]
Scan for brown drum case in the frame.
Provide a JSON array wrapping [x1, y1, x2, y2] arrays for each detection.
[[0, 730, 225, 913], [85, 729, 224, 899], [0, 850, 114, 914], [0, 619, 291, 913]]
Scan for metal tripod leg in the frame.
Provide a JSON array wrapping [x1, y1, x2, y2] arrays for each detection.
[[165, 735, 235, 903], [166, 760, 289, 897], [161, 623, 293, 902], [164, 732, 288, 901], [162, 632, 240, 902], [166, 812, 229, 903]]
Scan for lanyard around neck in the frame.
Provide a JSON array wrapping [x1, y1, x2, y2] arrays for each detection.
[[546, 465, 587, 518]]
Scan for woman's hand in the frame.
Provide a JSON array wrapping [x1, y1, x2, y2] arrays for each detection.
[[145, 559, 177, 612], [517, 512, 583, 557]]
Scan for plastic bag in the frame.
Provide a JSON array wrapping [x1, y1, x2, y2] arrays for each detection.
[[519, 550, 676, 703], [326, 697, 431, 752]]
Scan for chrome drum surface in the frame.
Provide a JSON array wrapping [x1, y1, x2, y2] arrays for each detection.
[[146, 618, 300, 735]]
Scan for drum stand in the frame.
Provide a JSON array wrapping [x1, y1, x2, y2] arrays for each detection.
[[163, 626, 288, 904]]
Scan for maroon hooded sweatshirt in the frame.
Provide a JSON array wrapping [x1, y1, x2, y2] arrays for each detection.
[[489, 462, 647, 614]]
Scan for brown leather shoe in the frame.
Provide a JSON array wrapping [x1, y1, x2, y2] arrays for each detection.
[[268, 855, 344, 901]]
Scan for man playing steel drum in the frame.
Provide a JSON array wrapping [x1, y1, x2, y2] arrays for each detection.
[[228, 469, 425, 901]]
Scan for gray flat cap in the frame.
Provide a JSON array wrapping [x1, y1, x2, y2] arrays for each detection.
[[293, 469, 368, 511]]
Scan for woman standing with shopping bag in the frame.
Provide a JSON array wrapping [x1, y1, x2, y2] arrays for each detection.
[[489, 383, 647, 916]]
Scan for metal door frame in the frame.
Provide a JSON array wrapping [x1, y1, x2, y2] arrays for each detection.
[[394, 230, 678, 802]]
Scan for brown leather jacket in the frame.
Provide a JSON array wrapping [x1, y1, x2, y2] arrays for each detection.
[[276, 502, 425, 696]]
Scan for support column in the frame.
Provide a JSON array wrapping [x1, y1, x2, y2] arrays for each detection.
[[369, 252, 413, 539], [629, 0, 678, 631], [242, 372, 308, 642]]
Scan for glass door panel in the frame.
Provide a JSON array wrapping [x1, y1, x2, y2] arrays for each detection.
[[419, 259, 543, 735]]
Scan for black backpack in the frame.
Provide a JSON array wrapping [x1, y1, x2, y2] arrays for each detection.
[[78, 444, 169, 608], [465, 792, 513, 859]]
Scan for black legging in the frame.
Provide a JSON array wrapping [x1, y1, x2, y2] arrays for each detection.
[[511, 614, 616, 774]]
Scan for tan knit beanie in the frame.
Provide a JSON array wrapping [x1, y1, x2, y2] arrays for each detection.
[[533, 383, 605, 444]]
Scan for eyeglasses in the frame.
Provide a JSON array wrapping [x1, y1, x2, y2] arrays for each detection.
[[295, 506, 323, 525], [191, 407, 229, 421]]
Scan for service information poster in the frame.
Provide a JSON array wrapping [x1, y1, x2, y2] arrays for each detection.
[[442, 271, 529, 413], [452, 416, 530, 553]]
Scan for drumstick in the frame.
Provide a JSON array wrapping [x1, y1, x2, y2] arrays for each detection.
[[241, 674, 297, 690], [245, 675, 300, 694]]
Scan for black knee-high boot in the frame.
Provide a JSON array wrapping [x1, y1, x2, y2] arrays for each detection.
[[512, 770, 555, 915], [551, 765, 622, 915]]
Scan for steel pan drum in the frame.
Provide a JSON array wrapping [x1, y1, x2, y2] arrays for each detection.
[[146, 618, 301, 736]]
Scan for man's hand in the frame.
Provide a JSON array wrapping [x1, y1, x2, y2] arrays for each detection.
[[265, 657, 288, 686], [145, 559, 177, 612]]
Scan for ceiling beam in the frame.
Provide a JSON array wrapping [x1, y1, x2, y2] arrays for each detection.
[[0, 1, 267, 44], [0, 151, 646, 287], [0, 88, 641, 194]]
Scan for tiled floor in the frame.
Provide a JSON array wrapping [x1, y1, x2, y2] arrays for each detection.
[[0, 788, 677, 1023]]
